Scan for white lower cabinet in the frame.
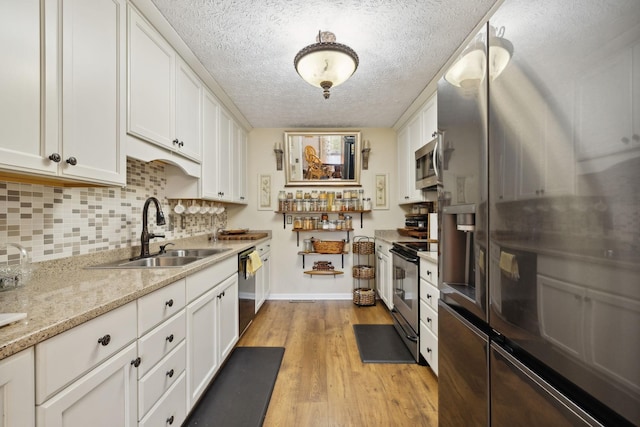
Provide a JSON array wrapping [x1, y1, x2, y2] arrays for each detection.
[[136, 280, 186, 426], [0, 348, 35, 426], [256, 240, 272, 312], [36, 343, 138, 427], [375, 240, 392, 310], [139, 372, 186, 427], [419, 256, 439, 376], [186, 266, 239, 407]]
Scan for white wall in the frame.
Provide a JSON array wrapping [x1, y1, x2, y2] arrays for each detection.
[[228, 127, 405, 299]]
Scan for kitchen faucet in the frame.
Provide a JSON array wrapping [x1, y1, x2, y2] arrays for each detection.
[[139, 197, 166, 259]]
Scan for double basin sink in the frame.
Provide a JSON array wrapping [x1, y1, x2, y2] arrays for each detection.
[[89, 248, 232, 269]]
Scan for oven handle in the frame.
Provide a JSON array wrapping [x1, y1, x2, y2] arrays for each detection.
[[389, 248, 419, 264], [391, 309, 418, 342]]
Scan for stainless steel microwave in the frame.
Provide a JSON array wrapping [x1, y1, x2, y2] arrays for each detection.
[[415, 135, 441, 189]]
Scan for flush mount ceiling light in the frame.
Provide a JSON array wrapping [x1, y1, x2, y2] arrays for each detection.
[[445, 26, 513, 88], [294, 31, 359, 99]]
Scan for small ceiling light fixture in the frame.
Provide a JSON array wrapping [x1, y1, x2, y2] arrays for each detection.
[[294, 31, 359, 99], [444, 26, 513, 88]]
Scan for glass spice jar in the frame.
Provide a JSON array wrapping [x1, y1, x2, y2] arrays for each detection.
[[293, 216, 303, 229], [344, 215, 353, 230], [303, 216, 312, 230]]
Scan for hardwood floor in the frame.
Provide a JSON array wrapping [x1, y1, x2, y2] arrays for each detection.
[[238, 300, 439, 426]]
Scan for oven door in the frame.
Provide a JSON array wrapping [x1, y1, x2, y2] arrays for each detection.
[[390, 250, 419, 333]]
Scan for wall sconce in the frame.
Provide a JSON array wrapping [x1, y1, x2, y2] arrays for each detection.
[[361, 140, 371, 170], [274, 142, 284, 170]]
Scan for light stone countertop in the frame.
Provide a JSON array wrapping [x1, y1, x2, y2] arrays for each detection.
[[0, 233, 271, 360]]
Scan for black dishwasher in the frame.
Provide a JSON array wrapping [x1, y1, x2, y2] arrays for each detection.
[[238, 247, 256, 335]]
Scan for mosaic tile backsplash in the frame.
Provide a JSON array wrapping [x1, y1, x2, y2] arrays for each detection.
[[0, 158, 224, 264]]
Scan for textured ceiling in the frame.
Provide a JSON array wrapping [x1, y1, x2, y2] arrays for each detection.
[[150, 0, 498, 129]]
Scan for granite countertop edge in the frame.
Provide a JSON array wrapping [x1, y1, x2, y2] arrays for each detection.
[[0, 232, 271, 360]]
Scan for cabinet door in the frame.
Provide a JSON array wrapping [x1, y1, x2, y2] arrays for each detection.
[[128, 6, 174, 149], [59, 0, 126, 185], [186, 288, 218, 407], [233, 124, 248, 203], [585, 289, 640, 394], [543, 95, 575, 197], [537, 275, 586, 359], [517, 111, 545, 199], [0, 0, 56, 175], [256, 251, 271, 312], [397, 126, 411, 203], [175, 59, 202, 162], [576, 48, 633, 159], [36, 343, 137, 427], [217, 274, 239, 363], [0, 348, 35, 427], [217, 109, 233, 201], [201, 90, 220, 199], [421, 94, 438, 142]]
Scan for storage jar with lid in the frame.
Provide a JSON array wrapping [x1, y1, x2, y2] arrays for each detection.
[[303, 216, 312, 230], [303, 239, 314, 253], [293, 216, 303, 229], [344, 215, 353, 229]]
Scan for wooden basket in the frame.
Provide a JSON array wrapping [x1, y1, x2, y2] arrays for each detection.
[[353, 288, 376, 306], [352, 240, 375, 255], [312, 240, 344, 254], [352, 265, 375, 279]]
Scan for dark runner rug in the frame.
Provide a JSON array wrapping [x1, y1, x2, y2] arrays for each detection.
[[353, 324, 416, 363], [184, 346, 285, 427]]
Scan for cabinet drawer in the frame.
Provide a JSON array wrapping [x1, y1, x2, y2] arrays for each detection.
[[139, 371, 187, 427], [186, 256, 236, 302], [256, 240, 271, 256], [138, 310, 186, 378], [35, 302, 136, 404], [139, 341, 186, 419], [419, 323, 438, 376], [138, 279, 186, 335], [420, 258, 438, 285], [420, 299, 439, 337], [420, 278, 439, 311]]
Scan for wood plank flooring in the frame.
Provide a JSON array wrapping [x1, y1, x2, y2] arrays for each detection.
[[238, 300, 439, 426]]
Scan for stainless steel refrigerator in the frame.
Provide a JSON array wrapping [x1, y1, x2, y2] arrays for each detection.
[[437, 0, 640, 425]]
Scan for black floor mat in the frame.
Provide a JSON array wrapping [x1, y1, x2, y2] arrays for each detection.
[[353, 324, 416, 363], [184, 346, 285, 427]]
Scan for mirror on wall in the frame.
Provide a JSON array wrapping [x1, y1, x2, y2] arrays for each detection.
[[283, 131, 361, 186]]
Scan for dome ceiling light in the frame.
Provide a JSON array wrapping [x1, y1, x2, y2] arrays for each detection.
[[294, 31, 359, 99], [445, 26, 513, 88]]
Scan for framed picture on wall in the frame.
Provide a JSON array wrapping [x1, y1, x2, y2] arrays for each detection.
[[374, 173, 389, 210], [258, 174, 272, 210]]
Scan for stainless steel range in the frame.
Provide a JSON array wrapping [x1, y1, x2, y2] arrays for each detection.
[[389, 241, 431, 362]]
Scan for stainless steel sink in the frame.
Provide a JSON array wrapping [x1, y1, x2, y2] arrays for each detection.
[[160, 248, 231, 258], [119, 256, 201, 268], [87, 247, 232, 269]]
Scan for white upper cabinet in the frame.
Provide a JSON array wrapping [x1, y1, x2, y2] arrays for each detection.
[[128, 6, 202, 163], [0, 0, 126, 185], [201, 90, 221, 199], [175, 59, 203, 161], [576, 42, 640, 159], [232, 123, 248, 203], [397, 93, 437, 204], [0, 0, 49, 175], [217, 109, 234, 201], [58, 0, 127, 185], [128, 6, 174, 149]]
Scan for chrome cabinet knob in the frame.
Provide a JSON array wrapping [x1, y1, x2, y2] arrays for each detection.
[[48, 153, 61, 163], [66, 157, 77, 166]]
